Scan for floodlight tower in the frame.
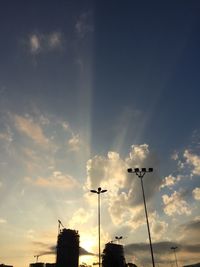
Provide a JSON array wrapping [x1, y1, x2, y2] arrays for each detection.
[[127, 167, 155, 267], [90, 187, 107, 267], [171, 246, 178, 267]]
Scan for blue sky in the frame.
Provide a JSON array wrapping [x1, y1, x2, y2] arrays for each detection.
[[0, 1, 200, 267]]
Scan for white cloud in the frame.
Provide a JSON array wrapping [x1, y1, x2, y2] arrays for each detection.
[[69, 208, 93, 228], [28, 32, 63, 54], [184, 150, 200, 175], [128, 144, 149, 162], [30, 34, 41, 54], [25, 171, 79, 189], [86, 144, 161, 230], [14, 115, 49, 146], [68, 134, 81, 151], [160, 175, 176, 189], [48, 32, 62, 49], [62, 121, 69, 131], [162, 191, 191, 216], [192, 187, 200, 200]]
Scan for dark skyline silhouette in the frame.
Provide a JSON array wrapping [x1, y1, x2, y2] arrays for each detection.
[[56, 229, 79, 267]]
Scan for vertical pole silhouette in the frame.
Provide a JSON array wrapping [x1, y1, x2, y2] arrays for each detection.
[[171, 246, 178, 267], [90, 187, 107, 267], [127, 168, 155, 267]]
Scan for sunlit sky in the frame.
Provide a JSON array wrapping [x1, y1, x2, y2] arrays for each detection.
[[0, 1, 200, 267]]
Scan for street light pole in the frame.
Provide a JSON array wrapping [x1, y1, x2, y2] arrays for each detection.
[[171, 246, 178, 267], [127, 167, 155, 267], [91, 187, 107, 267]]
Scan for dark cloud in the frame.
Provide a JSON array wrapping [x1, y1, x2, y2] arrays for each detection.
[[181, 219, 200, 232], [124, 241, 200, 255], [32, 241, 94, 256], [79, 247, 95, 256], [177, 219, 200, 243]]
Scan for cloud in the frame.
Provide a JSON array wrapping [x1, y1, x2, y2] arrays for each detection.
[[171, 151, 179, 160], [86, 144, 161, 230], [150, 213, 168, 241], [14, 115, 49, 146], [69, 208, 93, 228], [30, 34, 41, 54], [28, 32, 63, 54], [125, 241, 200, 255], [32, 241, 94, 256], [162, 191, 191, 216], [62, 121, 69, 131], [0, 218, 7, 224], [160, 175, 177, 189], [68, 134, 81, 151], [193, 187, 200, 200], [79, 247, 95, 256], [124, 241, 200, 266], [48, 32, 62, 49], [184, 150, 200, 175], [26, 229, 35, 239], [0, 131, 13, 143], [178, 219, 200, 243], [25, 171, 79, 189], [75, 12, 94, 39]]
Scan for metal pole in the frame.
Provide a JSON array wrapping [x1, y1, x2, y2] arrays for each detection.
[[91, 188, 107, 267], [171, 247, 178, 267], [140, 176, 155, 267], [98, 192, 101, 267], [174, 250, 178, 267]]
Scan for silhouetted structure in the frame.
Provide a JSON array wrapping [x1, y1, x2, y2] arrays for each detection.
[[0, 264, 13, 267], [102, 242, 126, 267], [56, 228, 79, 267], [30, 263, 44, 267], [126, 263, 137, 267], [46, 264, 56, 267], [29, 263, 55, 267]]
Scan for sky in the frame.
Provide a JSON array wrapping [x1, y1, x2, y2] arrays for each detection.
[[0, 1, 200, 267]]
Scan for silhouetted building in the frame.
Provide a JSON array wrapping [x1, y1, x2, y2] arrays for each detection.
[[56, 228, 79, 267], [30, 263, 44, 267], [45, 264, 56, 267], [102, 242, 126, 267], [0, 264, 13, 267]]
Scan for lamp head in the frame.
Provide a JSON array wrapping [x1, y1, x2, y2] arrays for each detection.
[[90, 190, 97, 193], [101, 189, 107, 193]]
